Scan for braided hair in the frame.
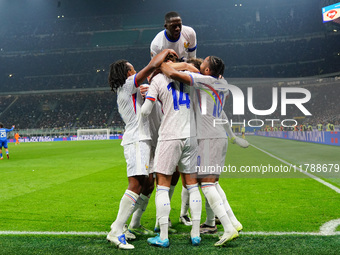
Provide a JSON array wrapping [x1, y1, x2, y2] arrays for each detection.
[[208, 56, 225, 78], [108, 60, 130, 92]]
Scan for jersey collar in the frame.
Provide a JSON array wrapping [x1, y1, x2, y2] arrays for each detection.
[[164, 29, 181, 43]]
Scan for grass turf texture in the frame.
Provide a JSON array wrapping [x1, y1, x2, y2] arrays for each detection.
[[0, 138, 339, 253], [0, 235, 340, 255]]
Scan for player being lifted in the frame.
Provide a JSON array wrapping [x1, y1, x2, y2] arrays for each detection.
[[160, 56, 248, 246], [141, 58, 202, 247], [151, 11, 197, 61], [151, 11, 197, 227], [106, 49, 178, 250]]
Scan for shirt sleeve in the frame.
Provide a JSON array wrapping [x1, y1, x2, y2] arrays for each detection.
[[187, 27, 197, 58], [123, 74, 138, 95], [150, 33, 162, 59], [145, 78, 159, 102], [141, 99, 155, 117]]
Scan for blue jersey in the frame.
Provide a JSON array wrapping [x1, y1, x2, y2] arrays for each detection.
[[0, 127, 14, 142]]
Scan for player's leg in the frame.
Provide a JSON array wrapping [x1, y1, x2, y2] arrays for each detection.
[[215, 178, 243, 231], [147, 173, 172, 247], [200, 176, 238, 246], [182, 173, 201, 245], [107, 175, 145, 249], [128, 172, 154, 235], [179, 137, 201, 245], [170, 169, 179, 200], [200, 196, 217, 234], [107, 141, 150, 249], [197, 138, 238, 246], [149, 173, 172, 247], [0, 145, 3, 159], [179, 172, 191, 226], [214, 137, 243, 231], [147, 139, 181, 248], [3, 141, 9, 159], [154, 170, 178, 232]]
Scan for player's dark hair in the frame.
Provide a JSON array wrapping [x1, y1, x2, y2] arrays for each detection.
[[165, 11, 181, 23], [165, 52, 179, 63], [0, 122, 3, 128], [187, 58, 203, 70], [208, 56, 225, 78], [108, 60, 130, 92]]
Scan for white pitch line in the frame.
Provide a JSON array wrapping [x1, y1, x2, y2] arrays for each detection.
[[1, 220, 340, 236], [0, 231, 339, 236], [0, 231, 108, 236], [250, 144, 340, 194]]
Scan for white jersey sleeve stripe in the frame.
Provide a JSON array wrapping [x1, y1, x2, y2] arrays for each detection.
[[134, 75, 138, 88], [132, 93, 137, 113], [189, 74, 194, 86], [188, 44, 197, 52], [146, 96, 156, 101]]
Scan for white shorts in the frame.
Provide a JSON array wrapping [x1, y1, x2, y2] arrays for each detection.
[[154, 137, 198, 175], [123, 141, 151, 177], [148, 145, 156, 174], [197, 138, 228, 176]]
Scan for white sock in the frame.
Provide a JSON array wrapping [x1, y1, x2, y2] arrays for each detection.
[[180, 186, 190, 217], [204, 197, 215, 226], [202, 182, 234, 233], [187, 183, 202, 238], [215, 182, 239, 225], [111, 189, 139, 236], [129, 194, 150, 229], [156, 186, 170, 240]]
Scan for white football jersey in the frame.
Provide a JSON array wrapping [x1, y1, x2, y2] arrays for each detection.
[[150, 25, 197, 61], [189, 73, 230, 139], [146, 73, 196, 141], [117, 75, 151, 145], [148, 101, 163, 147]]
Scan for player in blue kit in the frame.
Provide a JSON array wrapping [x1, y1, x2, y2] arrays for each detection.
[[0, 122, 15, 160]]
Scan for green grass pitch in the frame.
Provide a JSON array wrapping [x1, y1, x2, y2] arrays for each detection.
[[0, 137, 339, 254]]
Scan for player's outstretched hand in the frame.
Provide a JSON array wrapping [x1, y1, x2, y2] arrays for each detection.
[[231, 137, 249, 148], [12, 125, 15, 128]]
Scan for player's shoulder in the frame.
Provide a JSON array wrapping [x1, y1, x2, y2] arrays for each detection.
[[182, 25, 196, 35], [118, 75, 137, 94], [151, 30, 165, 45], [151, 73, 168, 84]]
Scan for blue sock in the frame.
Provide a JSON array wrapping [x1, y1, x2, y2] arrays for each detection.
[[0, 153, 2, 158]]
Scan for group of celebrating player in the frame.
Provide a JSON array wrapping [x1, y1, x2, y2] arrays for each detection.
[[106, 12, 249, 250]]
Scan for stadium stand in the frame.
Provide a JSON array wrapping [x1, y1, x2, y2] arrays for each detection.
[[0, 0, 339, 131]]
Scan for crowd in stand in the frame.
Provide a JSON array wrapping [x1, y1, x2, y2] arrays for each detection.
[[0, 78, 338, 130], [0, 92, 122, 130]]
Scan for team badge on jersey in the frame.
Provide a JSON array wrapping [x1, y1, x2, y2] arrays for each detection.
[[184, 41, 190, 49]]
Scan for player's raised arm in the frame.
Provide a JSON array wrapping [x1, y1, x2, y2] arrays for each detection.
[[141, 100, 155, 117], [168, 62, 199, 73], [135, 49, 178, 86], [160, 62, 192, 85], [221, 111, 249, 148]]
